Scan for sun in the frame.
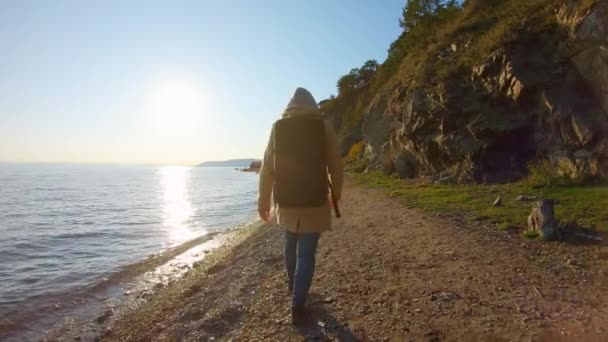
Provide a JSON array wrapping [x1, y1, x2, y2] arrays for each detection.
[[146, 81, 204, 137]]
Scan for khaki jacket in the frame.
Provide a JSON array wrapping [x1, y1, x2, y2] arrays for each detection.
[[258, 108, 343, 233]]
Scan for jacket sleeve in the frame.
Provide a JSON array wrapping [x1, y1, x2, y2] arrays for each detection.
[[258, 124, 275, 211], [325, 121, 343, 201]]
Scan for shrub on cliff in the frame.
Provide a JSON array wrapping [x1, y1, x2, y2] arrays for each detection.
[[346, 141, 364, 164]]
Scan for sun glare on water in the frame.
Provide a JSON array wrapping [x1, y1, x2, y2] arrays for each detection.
[[159, 166, 198, 245], [146, 81, 205, 137]]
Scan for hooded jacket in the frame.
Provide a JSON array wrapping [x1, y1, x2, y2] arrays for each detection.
[[258, 88, 343, 233]]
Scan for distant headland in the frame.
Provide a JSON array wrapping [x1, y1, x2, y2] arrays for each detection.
[[196, 159, 261, 168]]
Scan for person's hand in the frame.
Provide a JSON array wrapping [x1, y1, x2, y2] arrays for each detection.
[[329, 194, 339, 208], [258, 205, 270, 223]]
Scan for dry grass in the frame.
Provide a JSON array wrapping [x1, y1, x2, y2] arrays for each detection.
[[394, 0, 567, 84], [579, 0, 599, 12]]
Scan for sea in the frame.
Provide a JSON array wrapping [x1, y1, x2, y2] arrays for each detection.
[[0, 163, 259, 341]]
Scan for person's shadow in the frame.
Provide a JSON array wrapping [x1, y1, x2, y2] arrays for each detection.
[[292, 293, 362, 341]]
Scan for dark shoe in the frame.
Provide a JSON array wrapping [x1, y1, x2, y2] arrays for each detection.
[[291, 305, 308, 325]]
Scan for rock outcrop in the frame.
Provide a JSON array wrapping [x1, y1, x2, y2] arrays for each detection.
[[241, 161, 262, 173], [569, 0, 608, 114], [327, 1, 608, 183]]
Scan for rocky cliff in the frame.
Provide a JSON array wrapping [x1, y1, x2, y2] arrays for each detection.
[[324, 0, 608, 183]]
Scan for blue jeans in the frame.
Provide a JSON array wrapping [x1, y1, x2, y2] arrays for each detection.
[[285, 230, 320, 308]]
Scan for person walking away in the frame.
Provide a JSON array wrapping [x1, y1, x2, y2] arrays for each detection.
[[258, 87, 343, 324]]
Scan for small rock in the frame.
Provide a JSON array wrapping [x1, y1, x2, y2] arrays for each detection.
[[323, 296, 335, 304], [566, 258, 579, 266], [305, 331, 322, 340], [493, 196, 502, 207], [102, 327, 113, 337], [171, 327, 188, 341], [327, 321, 340, 330], [435, 175, 455, 184], [438, 291, 461, 302], [96, 309, 113, 324], [573, 149, 592, 159], [415, 308, 422, 313], [430, 294, 438, 301], [138, 290, 152, 299], [426, 328, 443, 342]]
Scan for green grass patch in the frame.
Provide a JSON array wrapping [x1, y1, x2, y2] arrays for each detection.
[[497, 222, 514, 231], [523, 229, 540, 240], [353, 171, 608, 232]]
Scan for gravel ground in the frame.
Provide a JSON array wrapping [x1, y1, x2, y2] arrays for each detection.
[[107, 179, 608, 341]]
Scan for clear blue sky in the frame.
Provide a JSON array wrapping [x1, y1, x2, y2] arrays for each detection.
[[0, 0, 404, 165]]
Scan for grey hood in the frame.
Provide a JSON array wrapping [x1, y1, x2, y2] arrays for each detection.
[[283, 87, 321, 118]]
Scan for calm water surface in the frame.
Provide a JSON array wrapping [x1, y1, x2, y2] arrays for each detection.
[[0, 164, 258, 340]]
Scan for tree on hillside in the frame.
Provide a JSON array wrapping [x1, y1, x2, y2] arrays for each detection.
[[357, 60, 379, 87], [386, 0, 461, 62], [337, 60, 378, 95], [399, 0, 460, 32], [337, 70, 358, 95]]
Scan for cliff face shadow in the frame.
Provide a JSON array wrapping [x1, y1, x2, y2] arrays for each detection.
[[292, 294, 362, 342]]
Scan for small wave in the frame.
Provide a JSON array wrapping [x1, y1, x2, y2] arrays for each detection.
[[30, 187, 77, 191], [1, 212, 28, 218], [105, 220, 161, 226], [50, 231, 109, 240], [20, 277, 41, 285], [13, 241, 46, 250], [64, 220, 96, 225]]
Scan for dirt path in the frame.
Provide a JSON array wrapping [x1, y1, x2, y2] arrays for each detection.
[[111, 179, 608, 341]]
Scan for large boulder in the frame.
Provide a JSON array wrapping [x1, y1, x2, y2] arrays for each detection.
[[527, 200, 560, 241]]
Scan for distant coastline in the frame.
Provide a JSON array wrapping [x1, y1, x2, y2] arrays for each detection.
[[197, 159, 260, 168]]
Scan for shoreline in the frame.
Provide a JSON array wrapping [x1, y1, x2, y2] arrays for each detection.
[[37, 221, 261, 342], [102, 220, 273, 341]]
